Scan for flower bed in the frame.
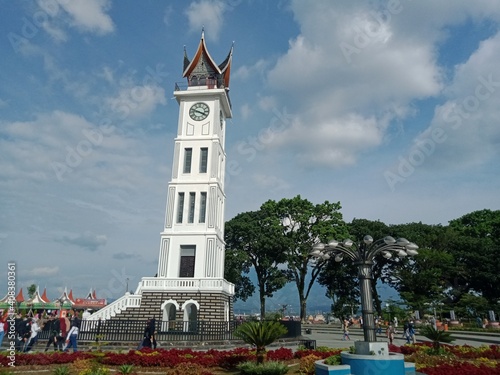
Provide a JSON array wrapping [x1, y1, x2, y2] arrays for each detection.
[[0, 344, 498, 374]]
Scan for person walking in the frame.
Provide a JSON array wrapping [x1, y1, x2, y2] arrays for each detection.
[[24, 318, 41, 352], [375, 316, 382, 334], [0, 310, 8, 348], [150, 317, 157, 349], [386, 323, 396, 345], [44, 314, 61, 351], [15, 314, 29, 352], [342, 318, 350, 340], [64, 316, 80, 352], [409, 321, 416, 344], [140, 318, 154, 348]]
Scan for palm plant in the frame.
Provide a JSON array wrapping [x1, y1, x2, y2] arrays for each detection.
[[419, 325, 455, 352], [234, 321, 288, 363]]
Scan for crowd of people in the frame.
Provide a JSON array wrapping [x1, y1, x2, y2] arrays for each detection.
[[338, 315, 417, 345], [0, 310, 82, 353], [1, 309, 161, 353]]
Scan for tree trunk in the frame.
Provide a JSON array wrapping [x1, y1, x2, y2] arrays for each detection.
[[300, 298, 307, 323], [259, 282, 266, 320], [256, 347, 266, 364]]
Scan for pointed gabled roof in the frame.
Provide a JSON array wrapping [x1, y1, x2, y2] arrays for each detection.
[[40, 288, 50, 303], [26, 287, 49, 305], [220, 45, 233, 88], [0, 292, 11, 303], [68, 289, 75, 303], [85, 288, 94, 299], [182, 30, 233, 88], [16, 289, 24, 303], [56, 288, 74, 306]]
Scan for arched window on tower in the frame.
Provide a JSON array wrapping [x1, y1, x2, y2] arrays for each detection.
[[160, 300, 179, 332], [182, 300, 199, 332]]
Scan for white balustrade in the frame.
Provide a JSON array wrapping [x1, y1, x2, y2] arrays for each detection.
[[139, 277, 234, 294], [88, 293, 142, 321]]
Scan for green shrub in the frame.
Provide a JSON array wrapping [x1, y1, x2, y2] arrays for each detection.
[[324, 354, 341, 366], [52, 366, 70, 375], [79, 363, 110, 375], [118, 364, 136, 374], [419, 325, 455, 353], [234, 321, 288, 364], [237, 360, 289, 375]]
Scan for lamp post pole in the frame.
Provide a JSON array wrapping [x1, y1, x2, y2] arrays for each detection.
[[311, 235, 418, 344]]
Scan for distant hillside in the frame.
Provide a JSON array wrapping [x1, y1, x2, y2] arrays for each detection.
[[233, 279, 398, 317]]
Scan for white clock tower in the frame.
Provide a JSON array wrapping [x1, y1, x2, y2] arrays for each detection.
[[89, 32, 235, 326], [157, 33, 232, 282]]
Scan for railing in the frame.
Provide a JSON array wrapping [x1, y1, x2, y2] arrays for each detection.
[[139, 277, 235, 295], [175, 78, 226, 91], [37, 319, 301, 343], [87, 293, 142, 321]]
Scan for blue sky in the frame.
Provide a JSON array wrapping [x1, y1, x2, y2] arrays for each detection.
[[1, 1, 500, 307]]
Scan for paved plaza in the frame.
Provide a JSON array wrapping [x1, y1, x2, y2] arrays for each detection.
[[299, 324, 500, 350]]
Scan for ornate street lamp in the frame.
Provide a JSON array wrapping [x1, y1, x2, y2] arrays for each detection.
[[311, 235, 418, 352]]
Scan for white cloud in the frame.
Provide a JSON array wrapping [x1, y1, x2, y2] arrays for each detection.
[[262, 0, 500, 169], [30, 267, 60, 277], [163, 5, 174, 26], [252, 174, 290, 192], [40, 19, 68, 42], [240, 104, 251, 120], [185, 0, 226, 41], [234, 59, 269, 81], [106, 85, 167, 119], [258, 96, 277, 111], [0, 110, 156, 189], [407, 31, 500, 169], [57, 0, 114, 35], [34, 0, 114, 42], [56, 231, 107, 251], [269, 113, 386, 168], [99, 66, 114, 84]]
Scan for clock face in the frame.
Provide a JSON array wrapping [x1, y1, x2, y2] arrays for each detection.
[[189, 102, 210, 121]]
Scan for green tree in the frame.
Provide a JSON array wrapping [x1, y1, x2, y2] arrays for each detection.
[[382, 223, 454, 314], [318, 259, 359, 319], [455, 293, 490, 320], [224, 247, 255, 302], [448, 209, 500, 305], [225, 210, 289, 319], [385, 247, 454, 313], [263, 195, 349, 322], [27, 284, 37, 299], [233, 321, 287, 363]]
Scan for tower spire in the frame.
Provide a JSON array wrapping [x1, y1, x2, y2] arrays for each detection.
[[182, 30, 233, 90]]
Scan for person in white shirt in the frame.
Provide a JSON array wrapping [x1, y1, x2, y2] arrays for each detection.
[[0, 313, 5, 348], [24, 318, 41, 352], [64, 316, 80, 352]]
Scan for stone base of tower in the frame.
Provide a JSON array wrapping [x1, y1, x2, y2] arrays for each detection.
[[89, 277, 234, 323], [109, 290, 233, 321]]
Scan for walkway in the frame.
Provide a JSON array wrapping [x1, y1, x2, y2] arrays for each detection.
[[301, 324, 500, 349]]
